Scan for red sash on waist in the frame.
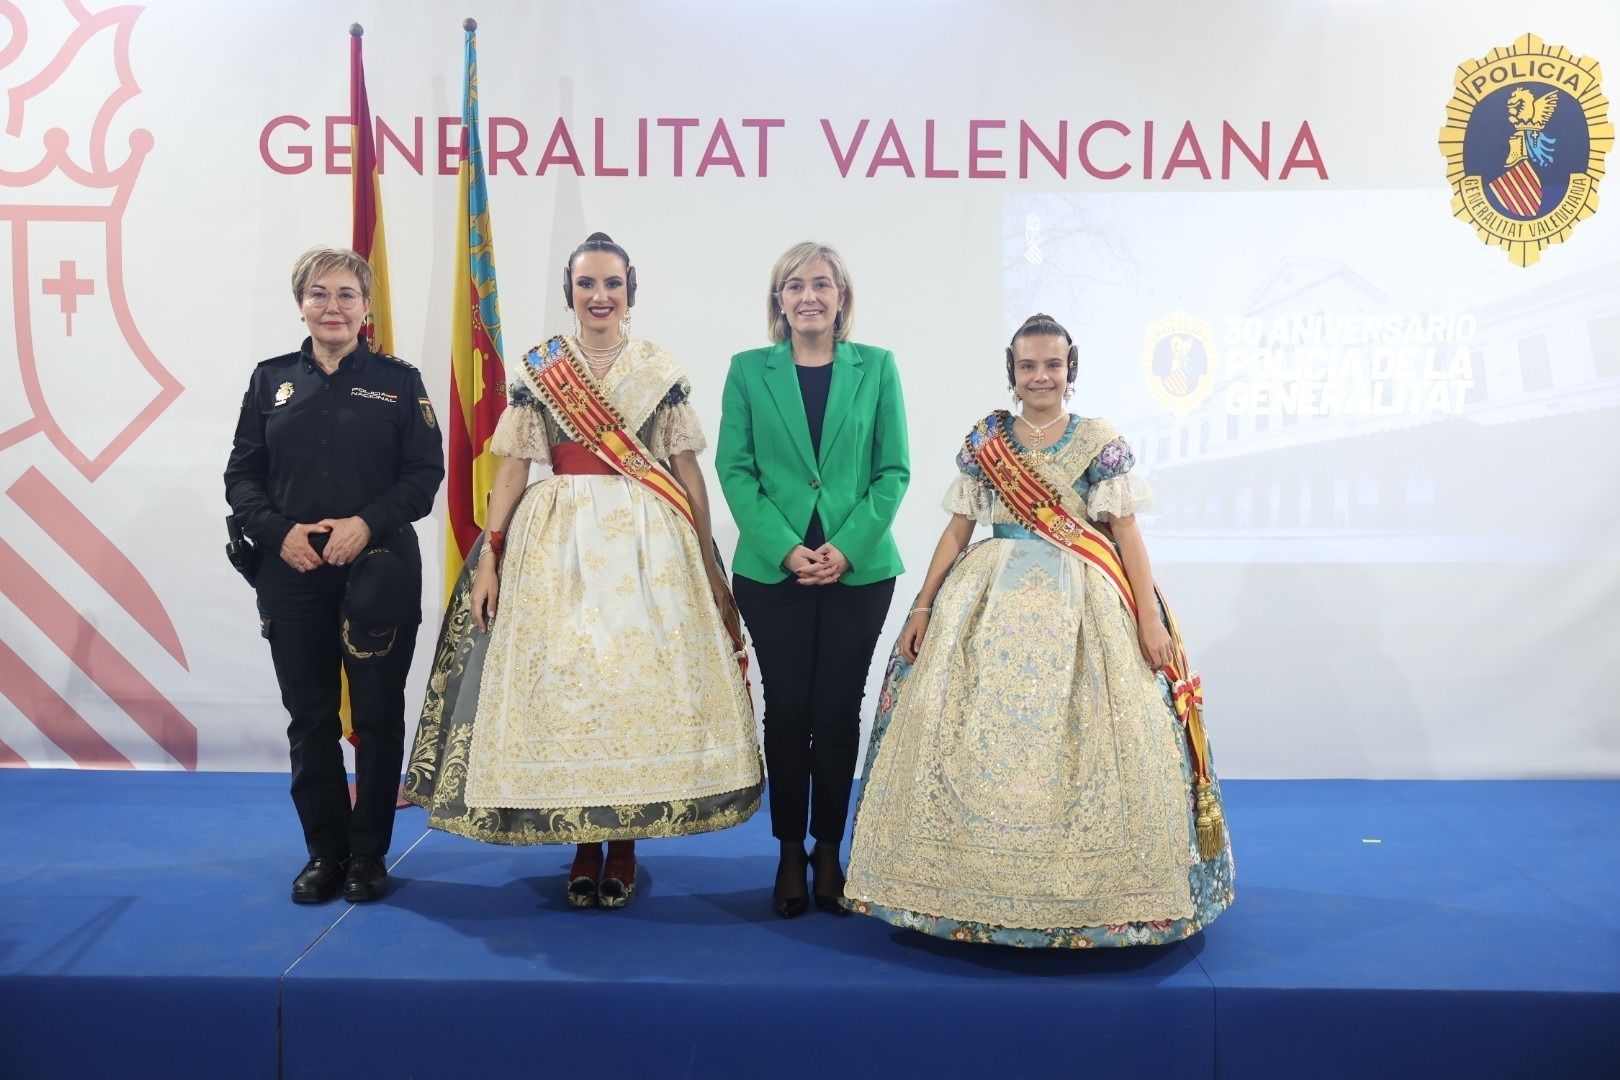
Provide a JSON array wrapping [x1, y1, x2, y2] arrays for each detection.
[[550, 441, 617, 476]]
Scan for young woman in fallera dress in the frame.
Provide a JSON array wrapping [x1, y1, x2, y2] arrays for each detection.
[[405, 233, 762, 909]]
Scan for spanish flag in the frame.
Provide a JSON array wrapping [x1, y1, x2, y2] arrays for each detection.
[[348, 23, 392, 354], [445, 18, 506, 600], [342, 23, 393, 750]]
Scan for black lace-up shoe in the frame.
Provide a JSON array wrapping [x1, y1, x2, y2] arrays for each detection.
[[291, 857, 347, 904], [342, 855, 388, 903]]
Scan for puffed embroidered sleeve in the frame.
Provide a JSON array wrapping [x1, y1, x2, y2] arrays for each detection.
[[646, 378, 707, 459], [1081, 436, 1156, 521], [941, 441, 995, 524], [489, 379, 553, 465]]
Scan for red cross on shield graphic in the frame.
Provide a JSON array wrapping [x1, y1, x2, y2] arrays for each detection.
[[0, 0, 195, 770], [3, 198, 181, 479]]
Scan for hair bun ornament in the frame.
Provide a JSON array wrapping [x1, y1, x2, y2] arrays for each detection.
[[1011, 312, 1072, 345], [586, 231, 613, 243]]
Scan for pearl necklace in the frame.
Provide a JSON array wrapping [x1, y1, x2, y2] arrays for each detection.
[[574, 335, 627, 376], [1018, 410, 1068, 447]]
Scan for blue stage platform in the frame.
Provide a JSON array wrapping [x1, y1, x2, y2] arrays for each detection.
[[1, 773, 1616, 1079]]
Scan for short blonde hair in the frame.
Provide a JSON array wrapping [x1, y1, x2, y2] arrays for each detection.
[[767, 241, 854, 344], [291, 246, 373, 304]]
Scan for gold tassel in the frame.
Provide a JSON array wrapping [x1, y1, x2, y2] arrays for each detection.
[[1194, 779, 1226, 860]]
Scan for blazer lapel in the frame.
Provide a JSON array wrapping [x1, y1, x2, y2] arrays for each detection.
[[762, 342, 818, 475], [817, 342, 866, 467]]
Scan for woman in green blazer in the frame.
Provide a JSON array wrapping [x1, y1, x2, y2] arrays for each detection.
[[717, 241, 909, 918]]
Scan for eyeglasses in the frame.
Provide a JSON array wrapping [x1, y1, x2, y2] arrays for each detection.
[[303, 288, 365, 310]]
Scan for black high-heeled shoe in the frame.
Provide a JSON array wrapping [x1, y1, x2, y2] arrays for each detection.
[[772, 842, 809, 919], [810, 841, 851, 917]]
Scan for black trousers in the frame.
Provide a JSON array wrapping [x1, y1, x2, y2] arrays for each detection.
[[733, 573, 896, 845], [255, 534, 420, 859]]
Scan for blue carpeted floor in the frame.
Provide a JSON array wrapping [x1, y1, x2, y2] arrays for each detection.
[[1, 772, 1616, 1079]]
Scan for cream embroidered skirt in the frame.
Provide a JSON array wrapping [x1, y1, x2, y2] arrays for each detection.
[[845, 537, 1233, 946], [405, 474, 762, 843]]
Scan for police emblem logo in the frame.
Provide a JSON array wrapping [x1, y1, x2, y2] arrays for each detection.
[[1141, 314, 1217, 418], [274, 381, 295, 407], [419, 397, 437, 429], [1439, 33, 1614, 266]]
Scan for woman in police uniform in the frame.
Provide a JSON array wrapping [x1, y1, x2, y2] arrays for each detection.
[[224, 247, 444, 904]]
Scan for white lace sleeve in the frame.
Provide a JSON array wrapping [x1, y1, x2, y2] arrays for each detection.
[[941, 473, 994, 525], [490, 405, 551, 465], [646, 401, 707, 459], [1086, 472, 1156, 521]]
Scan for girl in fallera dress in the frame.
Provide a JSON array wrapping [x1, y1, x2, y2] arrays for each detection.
[[405, 233, 762, 909], [844, 314, 1234, 947]]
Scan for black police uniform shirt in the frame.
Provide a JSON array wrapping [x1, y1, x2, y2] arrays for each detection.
[[224, 336, 446, 553]]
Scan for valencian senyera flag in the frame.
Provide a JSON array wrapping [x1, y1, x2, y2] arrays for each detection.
[[445, 18, 506, 601], [349, 23, 393, 354]]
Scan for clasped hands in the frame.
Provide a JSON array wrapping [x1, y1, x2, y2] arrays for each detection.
[[785, 542, 848, 585], [278, 516, 372, 573]]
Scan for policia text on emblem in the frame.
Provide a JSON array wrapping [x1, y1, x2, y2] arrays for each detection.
[[1439, 33, 1614, 267]]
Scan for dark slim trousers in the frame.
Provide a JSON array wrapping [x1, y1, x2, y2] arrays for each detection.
[[255, 544, 420, 860], [733, 573, 896, 845]]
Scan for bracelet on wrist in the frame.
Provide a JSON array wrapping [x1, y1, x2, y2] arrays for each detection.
[[908, 606, 932, 616]]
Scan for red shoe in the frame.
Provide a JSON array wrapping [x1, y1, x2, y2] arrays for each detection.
[[567, 843, 604, 908], [599, 840, 637, 909]]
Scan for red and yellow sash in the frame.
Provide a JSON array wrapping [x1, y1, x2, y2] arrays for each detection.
[[969, 412, 1224, 857], [529, 337, 696, 527], [526, 335, 750, 690]]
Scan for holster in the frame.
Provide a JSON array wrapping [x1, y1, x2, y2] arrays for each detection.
[[225, 514, 263, 587]]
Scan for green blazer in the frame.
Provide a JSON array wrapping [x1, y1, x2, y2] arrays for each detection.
[[717, 340, 909, 586]]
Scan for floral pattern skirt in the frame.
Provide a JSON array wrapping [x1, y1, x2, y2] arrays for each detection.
[[404, 474, 762, 844], [845, 538, 1233, 946]]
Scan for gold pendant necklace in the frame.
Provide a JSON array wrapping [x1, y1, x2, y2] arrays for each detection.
[[1020, 411, 1067, 446]]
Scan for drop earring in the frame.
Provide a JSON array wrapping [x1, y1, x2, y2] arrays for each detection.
[[620, 310, 633, 338], [571, 310, 582, 338]]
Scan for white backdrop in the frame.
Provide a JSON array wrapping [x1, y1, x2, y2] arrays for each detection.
[[2, 0, 1617, 777]]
